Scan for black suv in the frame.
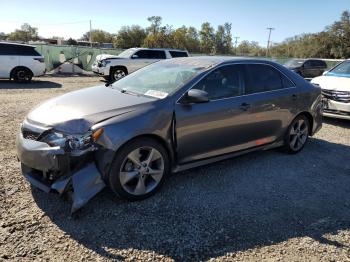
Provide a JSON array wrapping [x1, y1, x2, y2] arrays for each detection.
[[284, 59, 327, 78]]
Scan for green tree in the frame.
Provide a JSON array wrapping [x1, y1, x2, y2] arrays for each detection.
[[7, 23, 39, 42], [214, 23, 233, 54], [81, 29, 113, 44], [199, 22, 215, 54], [66, 38, 78, 45], [147, 16, 162, 34], [0, 32, 7, 40], [114, 25, 147, 48]]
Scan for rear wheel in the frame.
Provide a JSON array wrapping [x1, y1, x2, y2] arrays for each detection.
[[110, 67, 127, 82], [283, 115, 310, 154], [13, 67, 33, 83], [108, 138, 169, 200]]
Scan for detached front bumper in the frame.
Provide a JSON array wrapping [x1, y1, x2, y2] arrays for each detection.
[[16, 132, 105, 213], [91, 65, 108, 76]]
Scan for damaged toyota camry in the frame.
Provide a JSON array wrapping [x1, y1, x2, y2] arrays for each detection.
[[16, 57, 322, 212]]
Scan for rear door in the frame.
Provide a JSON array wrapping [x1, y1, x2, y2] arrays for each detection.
[[0, 44, 19, 78], [242, 63, 298, 144], [129, 50, 166, 73]]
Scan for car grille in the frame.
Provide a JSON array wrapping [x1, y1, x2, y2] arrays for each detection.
[[322, 89, 350, 103], [22, 129, 42, 141]]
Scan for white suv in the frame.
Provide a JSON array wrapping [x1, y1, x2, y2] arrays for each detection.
[[92, 48, 189, 81], [0, 42, 46, 83]]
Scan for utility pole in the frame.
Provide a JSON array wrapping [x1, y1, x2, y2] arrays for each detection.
[[234, 36, 240, 55], [266, 27, 274, 57], [89, 20, 92, 48]]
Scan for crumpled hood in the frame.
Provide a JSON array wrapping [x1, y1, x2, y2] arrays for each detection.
[[311, 75, 350, 92], [27, 85, 155, 133]]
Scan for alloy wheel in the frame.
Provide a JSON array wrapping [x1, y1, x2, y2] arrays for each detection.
[[119, 147, 164, 196], [289, 118, 308, 151], [113, 69, 126, 81]]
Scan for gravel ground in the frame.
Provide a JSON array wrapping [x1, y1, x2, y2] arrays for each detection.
[[1, 76, 350, 261]]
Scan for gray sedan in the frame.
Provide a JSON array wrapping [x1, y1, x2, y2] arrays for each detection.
[[16, 57, 323, 212]]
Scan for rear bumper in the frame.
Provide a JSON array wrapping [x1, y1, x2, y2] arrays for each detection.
[[16, 132, 105, 212]]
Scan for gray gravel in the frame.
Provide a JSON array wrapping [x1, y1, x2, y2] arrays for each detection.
[[1, 76, 350, 261]]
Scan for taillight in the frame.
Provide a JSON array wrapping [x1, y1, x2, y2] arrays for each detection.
[[33, 57, 45, 63]]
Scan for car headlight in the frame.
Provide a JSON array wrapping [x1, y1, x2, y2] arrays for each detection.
[[44, 128, 104, 151]]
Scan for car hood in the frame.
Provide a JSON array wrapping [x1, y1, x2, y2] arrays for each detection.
[[26, 85, 155, 133], [311, 75, 350, 92]]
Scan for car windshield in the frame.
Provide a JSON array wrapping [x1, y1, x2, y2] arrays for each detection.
[[110, 61, 206, 98], [117, 49, 136, 58], [327, 60, 350, 77], [284, 59, 305, 67]]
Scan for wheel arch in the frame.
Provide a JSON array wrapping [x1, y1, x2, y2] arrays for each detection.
[[98, 133, 175, 180], [293, 111, 314, 135], [10, 66, 34, 79]]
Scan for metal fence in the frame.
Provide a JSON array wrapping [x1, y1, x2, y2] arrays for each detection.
[[33, 44, 123, 71], [33, 44, 343, 72]]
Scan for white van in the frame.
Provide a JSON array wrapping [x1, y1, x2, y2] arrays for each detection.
[[0, 42, 46, 83]]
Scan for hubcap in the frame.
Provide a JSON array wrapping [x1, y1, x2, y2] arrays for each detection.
[[113, 70, 126, 81], [289, 119, 308, 151], [119, 147, 164, 196]]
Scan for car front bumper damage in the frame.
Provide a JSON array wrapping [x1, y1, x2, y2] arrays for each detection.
[[16, 132, 105, 213]]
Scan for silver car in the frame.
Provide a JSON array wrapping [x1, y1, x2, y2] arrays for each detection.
[[16, 57, 323, 212]]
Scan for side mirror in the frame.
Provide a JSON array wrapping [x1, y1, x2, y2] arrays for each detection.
[[323, 70, 328, 75], [183, 89, 209, 104], [131, 54, 138, 59]]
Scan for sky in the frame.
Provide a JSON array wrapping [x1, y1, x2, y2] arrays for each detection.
[[1, 0, 349, 46]]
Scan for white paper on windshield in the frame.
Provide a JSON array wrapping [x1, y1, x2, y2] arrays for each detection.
[[145, 90, 168, 99]]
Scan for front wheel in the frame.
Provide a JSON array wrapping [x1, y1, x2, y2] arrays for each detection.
[[108, 138, 169, 200], [283, 115, 310, 154], [110, 68, 127, 82]]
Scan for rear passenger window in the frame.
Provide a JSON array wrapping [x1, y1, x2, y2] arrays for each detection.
[[17, 46, 41, 56], [169, 51, 188, 58], [245, 64, 294, 94], [147, 50, 166, 59]]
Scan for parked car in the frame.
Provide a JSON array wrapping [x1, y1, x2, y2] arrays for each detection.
[[0, 42, 46, 83], [17, 57, 322, 212], [284, 59, 327, 78], [311, 59, 350, 120], [92, 47, 189, 82]]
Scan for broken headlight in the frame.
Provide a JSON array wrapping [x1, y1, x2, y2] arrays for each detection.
[[44, 128, 104, 152]]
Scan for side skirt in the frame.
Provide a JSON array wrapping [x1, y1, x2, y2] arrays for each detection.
[[172, 141, 284, 173]]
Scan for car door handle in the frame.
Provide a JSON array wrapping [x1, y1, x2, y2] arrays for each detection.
[[239, 102, 251, 111]]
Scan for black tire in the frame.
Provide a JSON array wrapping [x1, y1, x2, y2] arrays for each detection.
[[108, 138, 170, 201], [110, 67, 127, 82], [13, 67, 33, 83], [283, 115, 310, 154]]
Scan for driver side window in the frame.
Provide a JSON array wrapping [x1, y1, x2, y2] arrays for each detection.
[[192, 65, 245, 100]]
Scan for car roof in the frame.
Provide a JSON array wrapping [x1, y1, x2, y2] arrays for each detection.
[[0, 41, 36, 48], [159, 56, 274, 68], [128, 47, 188, 52]]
